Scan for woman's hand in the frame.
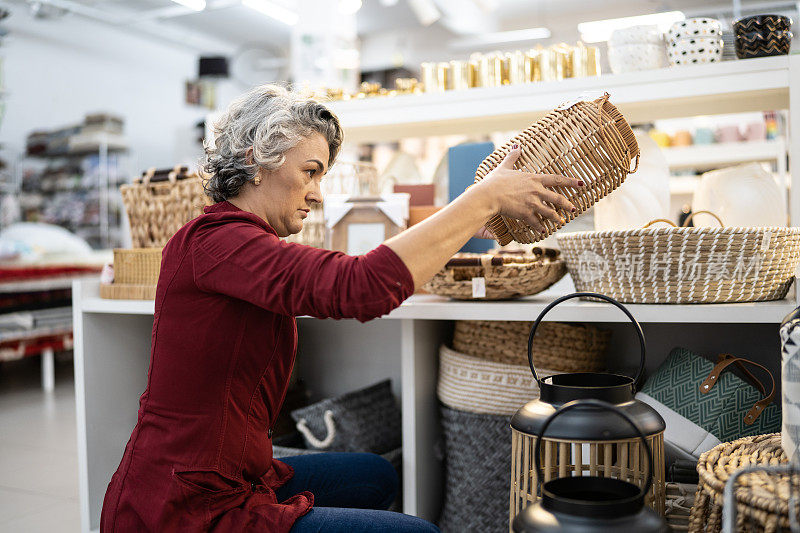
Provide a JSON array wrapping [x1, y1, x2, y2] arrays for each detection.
[[474, 145, 583, 233]]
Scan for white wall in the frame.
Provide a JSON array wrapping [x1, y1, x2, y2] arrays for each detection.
[[0, 6, 235, 172]]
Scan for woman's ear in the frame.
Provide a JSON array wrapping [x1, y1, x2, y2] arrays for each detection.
[[245, 147, 255, 166]]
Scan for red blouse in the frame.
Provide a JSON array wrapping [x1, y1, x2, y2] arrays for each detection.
[[100, 201, 414, 532]]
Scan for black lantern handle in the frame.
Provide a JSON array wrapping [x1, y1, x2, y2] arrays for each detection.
[[527, 292, 646, 388], [533, 399, 654, 502]]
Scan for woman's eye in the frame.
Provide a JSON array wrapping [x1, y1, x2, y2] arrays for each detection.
[[306, 169, 315, 178]]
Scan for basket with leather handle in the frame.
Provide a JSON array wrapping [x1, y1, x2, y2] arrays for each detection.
[[474, 92, 639, 245], [120, 165, 213, 248]]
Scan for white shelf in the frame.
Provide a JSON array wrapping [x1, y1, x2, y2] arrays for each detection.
[[76, 279, 796, 324], [328, 56, 790, 143], [0, 274, 99, 293], [661, 139, 785, 170]]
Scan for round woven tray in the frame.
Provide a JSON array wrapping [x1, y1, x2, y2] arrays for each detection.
[[474, 93, 639, 246], [558, 225, 800, 304], [689, 433, 794, 533], [452, 320, 609, 372], [437, 344, 559, 416], [423, 250, 567, 300]]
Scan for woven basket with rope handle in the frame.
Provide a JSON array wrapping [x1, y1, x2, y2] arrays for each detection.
[[557, 211, 800, 304]]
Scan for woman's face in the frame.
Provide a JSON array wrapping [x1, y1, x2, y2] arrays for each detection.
[[256, 132, 329, 237]]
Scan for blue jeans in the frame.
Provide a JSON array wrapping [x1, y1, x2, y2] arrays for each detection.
[[276, 452, 440, 533]]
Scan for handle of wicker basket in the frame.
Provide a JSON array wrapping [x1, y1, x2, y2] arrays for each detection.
[[698, 354, 776, 425], [681, 210, 724, 228], [140, 167, 156, 186], [534, 399, 654, 502], [722, 464, 800, 533], [642, 219, 678, 229], [526, 292, 646, 389], [595, 92, 640, 174], [480, 254, 493, 278]]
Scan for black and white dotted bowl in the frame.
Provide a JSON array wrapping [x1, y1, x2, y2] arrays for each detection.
[[667, 36, 724, 66], [667, 18, 723, 41]]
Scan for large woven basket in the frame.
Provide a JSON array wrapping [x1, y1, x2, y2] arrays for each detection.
[[423, 250, 566, 300], [452, 319, 609, 372], [557, 219, 800, 304], [437, 345, 560, 416], [474, 93, 639, 245], [689, 433, 795, 533], [120, 166, 212, 248]]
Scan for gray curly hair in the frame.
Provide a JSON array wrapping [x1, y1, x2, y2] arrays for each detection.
[[202, 84, 343, 203]]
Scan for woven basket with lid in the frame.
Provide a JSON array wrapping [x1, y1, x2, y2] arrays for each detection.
[[474, 93, 639, 245]]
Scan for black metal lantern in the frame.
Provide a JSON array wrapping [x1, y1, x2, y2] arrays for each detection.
[[512, 399, 669, 533], [510, 293, 667, 525]]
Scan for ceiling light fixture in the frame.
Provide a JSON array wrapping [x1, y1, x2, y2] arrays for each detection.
[[450, 27, 551, 48], [170, 0, 206, 11], [241, 0, 299, 25], [578, 10, 685, 43], [339, 0, 362, 15]]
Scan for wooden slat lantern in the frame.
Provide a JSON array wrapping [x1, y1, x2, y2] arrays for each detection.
[[509, 293, 667, 530]]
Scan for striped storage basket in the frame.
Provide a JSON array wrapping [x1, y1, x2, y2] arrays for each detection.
[[437, 345, 558, 416], [474, 93, 639, 245], [558, 224, 800, 304]]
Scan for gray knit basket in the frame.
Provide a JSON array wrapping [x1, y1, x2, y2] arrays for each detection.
[[439, 406, 511, 533]]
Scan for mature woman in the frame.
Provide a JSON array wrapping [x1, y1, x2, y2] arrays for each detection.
[[100, 84, 580, 532]]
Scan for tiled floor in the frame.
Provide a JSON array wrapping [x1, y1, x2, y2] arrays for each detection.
[[0, 355, 81, 532]]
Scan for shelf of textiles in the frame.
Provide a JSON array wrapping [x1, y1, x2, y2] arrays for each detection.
[[20, 153, 127, 249]]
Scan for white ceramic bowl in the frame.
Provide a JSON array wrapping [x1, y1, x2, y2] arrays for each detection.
[[667, 36, 724, 65], [609, 24, 663, 46], [608, 43, 667, 74], [667, 18, 723, 41]]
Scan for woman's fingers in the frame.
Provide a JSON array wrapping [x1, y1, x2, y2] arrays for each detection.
[[539, 174, 584, 189], [533, 200, 563, 225], [538, 189, 576, 212], [499, 145, 522, 169]]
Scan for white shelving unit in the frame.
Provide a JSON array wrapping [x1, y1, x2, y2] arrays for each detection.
[[661, 138, 786, 170], [75, 56, 800, 533]]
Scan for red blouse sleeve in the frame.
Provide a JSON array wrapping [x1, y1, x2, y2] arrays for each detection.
[[191, 220, 415, 322]]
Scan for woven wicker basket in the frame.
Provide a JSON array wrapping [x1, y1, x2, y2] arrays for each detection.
[[557, 215, 800, 304], [423, 250, 566, 300], [474, 93, 639, 246], [688, 433, 795, 533], [437, 344, 560, 416], [113, 248, 162, 285], [452, 320, 609, 372], [120, 166, 212, 248]]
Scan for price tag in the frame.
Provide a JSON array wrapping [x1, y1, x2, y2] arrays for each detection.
[[555, 90, 606, 111], [472, 277, 486, 298]]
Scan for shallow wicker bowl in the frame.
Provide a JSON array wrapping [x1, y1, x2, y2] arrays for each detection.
[[423, 251, 566, 300]]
